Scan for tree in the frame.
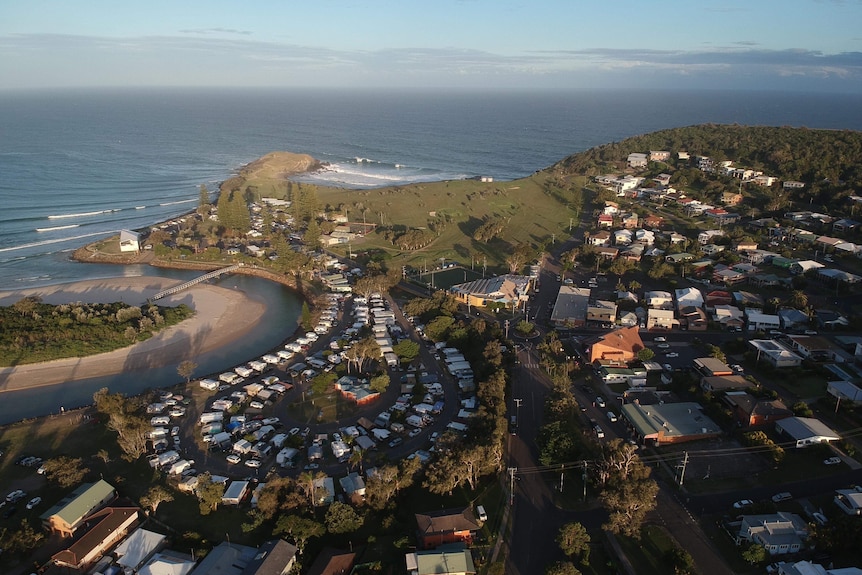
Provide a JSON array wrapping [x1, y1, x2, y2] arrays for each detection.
[[177, 360, 197, 384], [93, 387, 150, 461], [557, 522, 591, 564], [311, 372, 337, 395], [303, 218, 321, 248], [274, 515, 325, 553], [325, 501, 364, 534], [300, 302, 313, 331], [506, 243, 531, 274], [198, 184, 211, 215], [343, 336, 381, 374], [741, 542, 768, 565], [42, 456, 87, 487], [666, 547, 696, 575], [545, 561, 582, 575], [637, 348, 655, 362], [516, 321, 534, 337], [370, 373, 390, 393], [705, 343, 727, 363], [601, 479, 659, 537], [12, 295, 41, 318], [787, 290, 809, 310], [0, 519, 45, 555], [140, 484, 174, 515], [424, 315, 455, 342], [195, 473, 224, 515], [392, 339, 420, 363]]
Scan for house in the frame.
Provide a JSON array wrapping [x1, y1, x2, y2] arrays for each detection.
[[666, 232, 687, 245], [645, 291, 674, 310], [644, 214, 663, 228], [627, 153, 648, 168], [721, 192, 744, 205], [815, 309, 850, 329], [305, 548, 357, 575], [119, 230, 141, 253], [587, 230, 611, 246], [698, 230, 725, 245], [635, 229, 655, 245], [115, 528, 167, 572], [621, 212, 639, 229], [621, 402, 721, 446], [734, 291, 765, 309], [827, 380, 862, 405], [790, 260, 825, 275], [702, 244, 725, 256], [735, 240, 760, 252], [748, 340, 803, 368], [241, 539, 299, 575], [784, 335, 841, 362], [713, 268, 747, 286], [705, 290, 733, 306], [595, 246, 619, 260], [783, 180, 805, 189], [650, 151, 671, 162], [621, 243, 645, 261], [52, 507, 140, 571], [222, 481, 251, 506], [602, 201, 620, 215], [313, 476, 336, 506], [723, 392, 792, 428], [712, 305, 745, 329], [675, 287, 704, 310], [653, 173, 672, 186], [40, 479, 117, 537], [415, 507, 481, 549], [752, 175, 777, 187], [406, 544, 476, 575], [550, 287, 590, 328], [832, 218, 861, 234], [665, 253, 695, 264], [339, 472, 367, 502], [775, 416, 840, 447], [701, 375, 755, 394], [597, 214, 614, 228], [191, 541, 259, 575], [614, 229, 633, 245], [137, 550, 197, 575], [585, 326, 644, 364], [778, 308, 810, 331], [647, 308, 676, 331], [679, 306, 707, 330], [834, 488, 862, 516], [693, 357, 734, 377], [450, 274, 531, 308], [736, 512, 808, 556], [586, 300, 617, 324]]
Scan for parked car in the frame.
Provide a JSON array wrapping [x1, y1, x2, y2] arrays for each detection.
[[226, 454, 241, 464], [824, 456, 842, 465], [772, 492, 792, 503], [25, 497, 41, 510], [388, 437, 403, 449], [5, 490, 26, 503], [249, 401, 265, 410], [654, 336, 666, 342], [665, 352, 679, 358], [408, 428, 422, 438], [244, 459, 262, 469], [656, 342, 670, 349], [733, 499, 754, 509]]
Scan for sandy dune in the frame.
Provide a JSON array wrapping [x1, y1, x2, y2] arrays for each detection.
[[0, 276, 266, 392]]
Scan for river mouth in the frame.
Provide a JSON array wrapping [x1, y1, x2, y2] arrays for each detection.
[[0, 270, 302, 424]]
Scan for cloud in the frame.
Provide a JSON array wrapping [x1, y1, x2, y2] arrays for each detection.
[[1, 33, 861, 91], [179, 28, 252, 36]]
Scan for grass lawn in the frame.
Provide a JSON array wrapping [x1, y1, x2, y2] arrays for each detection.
[[616, 525, 678, 575]]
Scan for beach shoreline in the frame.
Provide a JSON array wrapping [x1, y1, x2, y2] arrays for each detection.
[[0, 276, 268, 393]]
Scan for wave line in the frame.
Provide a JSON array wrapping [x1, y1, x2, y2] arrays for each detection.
[[35, 224, 80, 233]]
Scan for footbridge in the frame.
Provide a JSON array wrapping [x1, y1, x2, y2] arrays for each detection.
[[150, 264, 243, 301]]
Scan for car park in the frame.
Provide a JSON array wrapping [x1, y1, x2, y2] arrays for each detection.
[[772, 492, 792, 503], [824, 456, 842, 465], [226, 454, 241, 464], [733, 499, 754, 509], [25, 497, 41, 510]]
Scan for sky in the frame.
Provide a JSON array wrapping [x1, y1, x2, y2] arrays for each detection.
[[1, 0, 861, 92]]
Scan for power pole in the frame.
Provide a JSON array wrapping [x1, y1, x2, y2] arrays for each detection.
[[582, 461, 588, 502], [559, 465, 565, 492], [677, 451, 689, 487], [508, 467, 517, 505], [504, 319, 510, 339]]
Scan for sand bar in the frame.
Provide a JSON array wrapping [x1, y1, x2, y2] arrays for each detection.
[[0, 276, 266, 392]]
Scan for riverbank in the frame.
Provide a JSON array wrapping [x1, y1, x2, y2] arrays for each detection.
[[0, 276, 266, 393]]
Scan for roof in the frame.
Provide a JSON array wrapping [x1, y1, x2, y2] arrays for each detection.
[[701, 375, 755, 391], [416, 507, 480, 536], [41, 479, 116, 527], [305, 547, 357, 575], [192, 542, 258, 575], [551, 286, 590, 323], [450, 275, 530, 302], [776, 417, 840, 442], [138, 551, 198, 575], [414, 546, 476, 574], [52, 507, 139, 568], [693, 357, 733, 375], [241, 539, 298, 575], [621, 402, 721, 441], [116, 528, 167, 569]]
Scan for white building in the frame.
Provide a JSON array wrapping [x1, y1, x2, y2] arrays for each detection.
[[119, 230, 141, 252]]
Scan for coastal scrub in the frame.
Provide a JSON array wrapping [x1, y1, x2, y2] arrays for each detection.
[[0, 296, 194, 366]]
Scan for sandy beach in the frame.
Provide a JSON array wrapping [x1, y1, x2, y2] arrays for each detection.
[[0, 276, 266, 393]]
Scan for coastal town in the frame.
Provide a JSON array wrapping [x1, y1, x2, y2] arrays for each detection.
[[2, 135, 862, 575]]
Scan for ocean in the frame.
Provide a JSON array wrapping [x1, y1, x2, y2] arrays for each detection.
[[1, 88, 861, 421]]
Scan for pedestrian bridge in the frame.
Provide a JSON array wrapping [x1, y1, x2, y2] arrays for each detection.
[[150, 264, 243, 301]]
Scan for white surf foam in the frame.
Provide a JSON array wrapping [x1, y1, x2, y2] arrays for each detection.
[[35, 224, 80, 233]]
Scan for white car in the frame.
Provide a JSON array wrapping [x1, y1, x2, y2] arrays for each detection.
[[733, 499, 754, 509], [607, 411, 618, 423], [244, 459, 262, 468], [249, 401, 265, 410], [665, 352, 679, 358], [595, 397, 606, 408], [824, 456, 842, 465], [226, 454, 241, 464], [25, 496, 41, 510], [409, 428, 423, 438], [654, 336, 667, 342], [772, 492, 792, 503], [288, 427, 301, 436]]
